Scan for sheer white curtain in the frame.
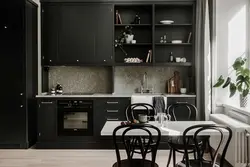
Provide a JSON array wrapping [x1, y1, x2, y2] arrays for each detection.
[[196, 0, 214, 120]]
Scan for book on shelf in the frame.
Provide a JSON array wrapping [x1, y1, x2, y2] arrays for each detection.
[[115, 10, 122, 24], [146, 50, 152, 63], [187, 32, 192, 43]]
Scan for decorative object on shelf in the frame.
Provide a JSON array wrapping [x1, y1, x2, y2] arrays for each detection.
[[175, 57, 181, 62], [172, 40, 182, 44], [55, 83, 63, 94], [169, 52, 174, 62], [115, 26, 134, 56], [146, 50, 152, 63], [187, 32, 192, 43], [180, 57, 187, 63], [132, 13, 141, 24], [124, 57, 143, 63], [50, 88, 56, 95], [115, 10, 122, 24], [167, 71, 181, 94], [213, 57, 250, 108], [160, 37, 164, 43], [180, 88, 187, 94], [160, 20, 174, 24], [131, 40, 136, 44], [163, 34, 167, 43]]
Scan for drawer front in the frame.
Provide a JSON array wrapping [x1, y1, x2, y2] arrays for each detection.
[[167, 97, 196, 106]]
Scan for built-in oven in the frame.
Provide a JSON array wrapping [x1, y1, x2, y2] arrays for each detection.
[[58, 100, 93, 136]]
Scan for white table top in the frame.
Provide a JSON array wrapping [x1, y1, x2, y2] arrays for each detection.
[[101, 121, 221, 136]]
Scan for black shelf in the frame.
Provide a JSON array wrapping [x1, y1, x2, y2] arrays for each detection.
[[116, 63, 153, 66], [155, 24, 192, 26], [115, 24, 152, 27], [122, 43, 152, 46], [155, 62, 192, 66], [155, 43, 192, 46]]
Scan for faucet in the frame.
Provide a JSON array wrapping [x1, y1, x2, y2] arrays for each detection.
[[140, 72, 153, 93]]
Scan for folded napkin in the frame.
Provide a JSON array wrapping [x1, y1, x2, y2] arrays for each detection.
[[153, 96, 166, 114]]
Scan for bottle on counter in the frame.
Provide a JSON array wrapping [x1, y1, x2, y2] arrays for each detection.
[[169, 52, 174, 62]]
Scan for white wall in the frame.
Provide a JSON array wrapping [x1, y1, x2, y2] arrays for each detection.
[[31, 0, 42, 94], [214, 0, 248, 110]]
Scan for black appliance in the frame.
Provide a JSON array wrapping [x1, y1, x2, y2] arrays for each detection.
[[0, 0, 38, 148], [58, 100, 93, 136]]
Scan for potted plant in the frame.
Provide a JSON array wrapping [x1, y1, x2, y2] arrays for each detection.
[[124, 25, 134, 44], [213, 57, 250, 107]]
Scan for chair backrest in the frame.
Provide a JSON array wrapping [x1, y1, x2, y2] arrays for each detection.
[[182, 124, 232, 167], [113, 124, 161, 166], [125, 103, 156, 122], [167, 102, 197, 121]]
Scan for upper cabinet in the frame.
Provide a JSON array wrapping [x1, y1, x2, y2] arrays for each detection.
[[42, 3, 113, 66]]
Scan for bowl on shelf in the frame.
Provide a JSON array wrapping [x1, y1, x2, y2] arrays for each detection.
[[171, 40, 182, 44], [124, 57, 143, 63], [160, 20, 174, 24]]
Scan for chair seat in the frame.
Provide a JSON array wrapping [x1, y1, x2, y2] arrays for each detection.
[[176, 160, 221, 167], [168, 136, 209, 150], [112, 159, 159, 167]]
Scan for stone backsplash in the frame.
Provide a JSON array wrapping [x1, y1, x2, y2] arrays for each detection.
[[114, 66, 189, 94], [48, 66, 189, 94], [48, 66, 112, 93]]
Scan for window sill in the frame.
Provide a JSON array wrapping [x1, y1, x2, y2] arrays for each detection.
[[222, 104, 250, 117]]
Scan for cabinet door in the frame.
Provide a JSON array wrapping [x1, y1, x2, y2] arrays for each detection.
[[42, 5, 60, 65], [37, 100, 57, 141], [167, 97, 196, 121], [94, 4, 113, 64], [59, 5, 96, 64]]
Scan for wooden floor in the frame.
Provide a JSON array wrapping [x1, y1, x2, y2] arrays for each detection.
[[0, 149, 186, 167]]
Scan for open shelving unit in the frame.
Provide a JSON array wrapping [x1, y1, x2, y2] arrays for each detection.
[[113, 3, 195, 67]]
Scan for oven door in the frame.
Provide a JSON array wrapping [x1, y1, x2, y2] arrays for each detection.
[[58, 107, 93, 136]]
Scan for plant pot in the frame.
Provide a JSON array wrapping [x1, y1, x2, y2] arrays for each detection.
[[240, 94, 249, 108], [125, 34, 134, 44]]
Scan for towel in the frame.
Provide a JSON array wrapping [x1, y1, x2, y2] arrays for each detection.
[[153, 96, 165, 114]]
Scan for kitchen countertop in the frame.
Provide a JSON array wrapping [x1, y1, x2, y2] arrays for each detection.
[[36, 93, 196, 98]]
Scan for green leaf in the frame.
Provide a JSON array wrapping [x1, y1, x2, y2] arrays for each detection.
[[243, 89, 249, 97], [233, 57, 246, 70], [213, 75, 225, 87], [222, 77, 231, 88], [236, 75, 245, 82], [229, 83, 237, 98], [238, 83, 243, 92], [243, 69, 250, 77]]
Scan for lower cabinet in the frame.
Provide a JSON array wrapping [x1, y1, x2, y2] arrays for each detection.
[[37, 99, 57, 142], [167, 97, 196, 121], [93, 97, 131, 136]]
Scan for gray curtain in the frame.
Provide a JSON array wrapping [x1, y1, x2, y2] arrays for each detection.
[[195, 0, 215, 120]]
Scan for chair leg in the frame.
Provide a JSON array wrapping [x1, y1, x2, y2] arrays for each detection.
[[166, 149, 172, 167], [151, 147, 157, 167], [193, 149, 197, 160], [207, 140, 214, 160], [172, 150, 176, 167]]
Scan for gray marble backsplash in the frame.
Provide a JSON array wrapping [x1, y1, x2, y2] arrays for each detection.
[[48, 66, 189, 94], [48, 66, 112, 93], [114, 67, 188, 94]]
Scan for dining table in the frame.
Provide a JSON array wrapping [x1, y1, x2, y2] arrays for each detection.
[[101, 121, 225, 136]]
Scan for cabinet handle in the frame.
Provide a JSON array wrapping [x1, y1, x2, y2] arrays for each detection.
[[107, 110, 119, 113], [41, 101, 53, 104], [107, 101, 119, 104], [176, 102, 188, 104], [107, 118, 119, 121]]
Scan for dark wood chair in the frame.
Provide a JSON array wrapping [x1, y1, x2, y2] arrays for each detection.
[[112, 124, 161, 167], [177, 124, 232, 167], [124, 103, 157, 157], [166, 102, 213, 167]]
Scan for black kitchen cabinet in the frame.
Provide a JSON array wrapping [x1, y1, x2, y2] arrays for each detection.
[[0, 0, 38, 148], [42, 3, 113, 65], [41, 4, 60, 65], [93, 98, 130, 136], [37, 100, 57, 141]]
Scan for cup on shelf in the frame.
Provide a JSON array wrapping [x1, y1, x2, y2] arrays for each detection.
[[175, 57, 181, 62], [131, 40, 136, 44], [181, 57, 187, 62], [180, 88, 187, 94]]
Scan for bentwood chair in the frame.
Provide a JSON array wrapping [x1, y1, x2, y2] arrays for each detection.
[[166, 102, 213, 167], [112, 124, 161, 167], [125, 103, 156, 157], [176, 124, 232, 167]]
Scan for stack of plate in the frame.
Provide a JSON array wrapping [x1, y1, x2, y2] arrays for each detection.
[[160, 20, 174, 24]]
